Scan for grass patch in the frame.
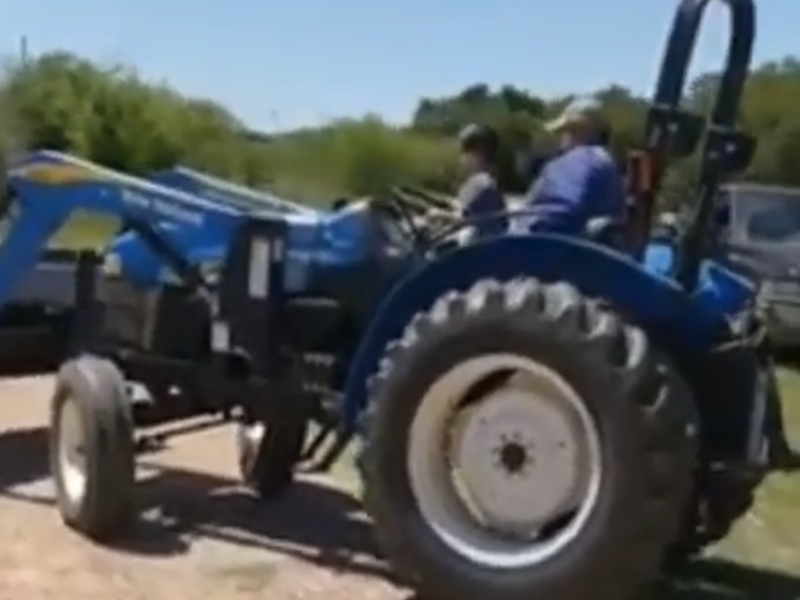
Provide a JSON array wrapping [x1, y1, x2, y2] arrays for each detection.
[[707, 369, 800, 571]]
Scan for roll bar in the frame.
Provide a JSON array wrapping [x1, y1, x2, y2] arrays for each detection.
[[628, 0, 756, 288], [673, 0, 756, 288]]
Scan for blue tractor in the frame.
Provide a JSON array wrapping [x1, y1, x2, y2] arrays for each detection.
[[2, 0, 776, 598]]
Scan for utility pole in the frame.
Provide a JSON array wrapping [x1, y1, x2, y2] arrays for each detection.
[[19, 35, 30, 65]]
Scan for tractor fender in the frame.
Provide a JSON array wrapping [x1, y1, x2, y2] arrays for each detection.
[[342, 234, 748, 427]]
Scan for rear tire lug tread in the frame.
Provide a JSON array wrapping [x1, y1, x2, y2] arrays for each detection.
[[361, 277, 698, 600]]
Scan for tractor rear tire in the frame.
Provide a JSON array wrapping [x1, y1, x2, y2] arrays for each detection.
[[49, 355, 135, 541], [360, 279, 698, 600]]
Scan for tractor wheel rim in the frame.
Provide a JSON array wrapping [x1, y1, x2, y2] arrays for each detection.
[[407, 353, 603, 569], [58, 397, 88, 505]]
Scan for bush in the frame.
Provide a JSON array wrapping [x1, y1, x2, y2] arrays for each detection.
[[6, 49, 800, 223], [261, 118, 457, 201]]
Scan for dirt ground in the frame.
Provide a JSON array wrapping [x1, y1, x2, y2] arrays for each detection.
[[0, 375, 407, 600], [1, 373, 800, 600]]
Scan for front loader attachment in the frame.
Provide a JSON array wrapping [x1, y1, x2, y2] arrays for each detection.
[[148, 166, 318, 216], [0, 149, 246, 307]]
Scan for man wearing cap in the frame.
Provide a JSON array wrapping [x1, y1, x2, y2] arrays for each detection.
[[522, 96, 626, 238]]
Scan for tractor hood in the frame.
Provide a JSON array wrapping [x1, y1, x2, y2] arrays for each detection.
[[104, 199, 387, 290]]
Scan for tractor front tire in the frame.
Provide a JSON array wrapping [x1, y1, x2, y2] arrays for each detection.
[[49, 355, 135, 541], [361, 279, 698, 600]]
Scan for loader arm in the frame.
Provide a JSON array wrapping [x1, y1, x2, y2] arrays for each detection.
[[149, 166, 317, 216], [0, 150, 245, 307]]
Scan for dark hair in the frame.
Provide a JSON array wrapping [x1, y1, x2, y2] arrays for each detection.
[[458, 123, 500, 163]]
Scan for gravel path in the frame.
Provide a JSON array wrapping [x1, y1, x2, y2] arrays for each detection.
[[0, 375, 408, 600]]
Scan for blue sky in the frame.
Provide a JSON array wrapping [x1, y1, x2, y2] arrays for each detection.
[[0, 0, 791, 132]]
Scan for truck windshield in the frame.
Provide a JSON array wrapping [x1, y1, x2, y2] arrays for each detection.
[[732, 186, 800, 244]]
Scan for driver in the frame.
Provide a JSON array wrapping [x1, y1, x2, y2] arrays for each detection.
[[522, 96, 625, 236], [454, 123, 508, 238]]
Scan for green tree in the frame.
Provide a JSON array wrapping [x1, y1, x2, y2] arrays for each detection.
[[7, 49, 800, 213]]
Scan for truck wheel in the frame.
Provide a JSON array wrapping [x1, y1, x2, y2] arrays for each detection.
[[361, 279, 698, 600], [49, 355, 135, 540], [236, 406, 308, 498]]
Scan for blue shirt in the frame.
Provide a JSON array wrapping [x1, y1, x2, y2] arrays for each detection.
[[456, 171, 508, 237], [523, 145, 625, 235]]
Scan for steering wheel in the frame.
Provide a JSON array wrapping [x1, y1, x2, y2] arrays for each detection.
[[367, 186, 457, 253], [392, 186, 463, 247], [393, 184, 459, 214]]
